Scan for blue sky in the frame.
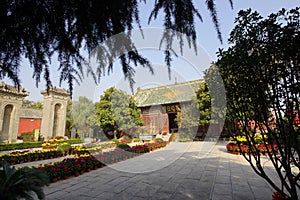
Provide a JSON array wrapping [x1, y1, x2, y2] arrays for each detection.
[[4, 0, 299, 101]]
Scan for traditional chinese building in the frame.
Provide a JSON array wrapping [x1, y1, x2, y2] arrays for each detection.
[[134, 79, 203, 134]]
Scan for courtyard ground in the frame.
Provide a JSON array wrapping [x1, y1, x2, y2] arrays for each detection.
[[40, 141, 280, 200]]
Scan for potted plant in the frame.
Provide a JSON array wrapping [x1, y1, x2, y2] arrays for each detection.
[[0, 162, 50, 200]]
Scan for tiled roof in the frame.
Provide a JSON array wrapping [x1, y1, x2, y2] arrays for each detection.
[[0, 82, 29, 96], [41, 86, 70, 97], [134, 79, 203, 107]]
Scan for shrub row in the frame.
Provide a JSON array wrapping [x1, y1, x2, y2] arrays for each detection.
[[68, 138, 84, 145], [0, 142, 43, 151], [0, 138, 83, 152]]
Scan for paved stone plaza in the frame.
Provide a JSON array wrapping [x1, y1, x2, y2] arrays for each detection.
[[43, 142, 277, 200]]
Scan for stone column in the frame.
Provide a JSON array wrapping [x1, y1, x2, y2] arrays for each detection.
[[40, 87, 70, 139], [0, 82, 29, 143]]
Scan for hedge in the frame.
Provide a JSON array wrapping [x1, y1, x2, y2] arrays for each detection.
[[0, 142, 43, 151], [68, 138, 84, 145], [0, 138, 83, 152]]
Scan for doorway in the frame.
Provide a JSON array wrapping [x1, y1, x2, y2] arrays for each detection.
[[53, 103, 62, 136], [2, 104, 14, 142], [168, 113, 178, 133]]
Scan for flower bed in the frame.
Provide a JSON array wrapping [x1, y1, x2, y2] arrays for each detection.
[[2, 140, 168, 182], [0, 138, 85, 165], [42, 155, 108, 181], [74, 140, 167, 156], [42, 136, 69, 150], [226, 142, 278, 155], [0, 149, 69, 165], [37, 140, 168, 182], [226, 134, 278, 155], [129, 140, 167, 153], [118, 136, 132, 144], [0, 144, 105, 165], [0, 140, 166, 166]]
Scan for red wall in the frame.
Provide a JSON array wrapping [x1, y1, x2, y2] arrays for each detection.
[[18, 118, 42, 136]]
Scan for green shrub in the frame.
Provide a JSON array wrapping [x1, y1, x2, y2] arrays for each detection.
[[21, 132, 35, 142], [169, 133, 177, 142], [153, 138, 163, 141], [0, 142, 43, 151], [57, 143, 72, 151], [111, 138, 119, 145], [117, 143, 131, 149], [178, 137, 193, 142], [68, 138, 84, 145]]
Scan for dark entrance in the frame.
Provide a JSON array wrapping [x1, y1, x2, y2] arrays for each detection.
[[168, 113, 178, 133]]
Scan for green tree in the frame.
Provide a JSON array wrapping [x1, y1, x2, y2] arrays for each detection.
[[0, 0, 231, 93], [65, 101, 75, 138], [217, 7, 300, 199], [195, 81, 212, 139], [95, 87, 115, 135], [196, 82, 211, 126], [175, 81, 212, 141], [22, 100, 43, 109], [203, 64, 228, 138], [95, 87, 143, 139], [71, 96, 96, 138], [176, 99, 199, 141]]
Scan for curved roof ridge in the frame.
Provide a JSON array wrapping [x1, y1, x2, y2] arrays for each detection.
[[134, 79, 204, 107]]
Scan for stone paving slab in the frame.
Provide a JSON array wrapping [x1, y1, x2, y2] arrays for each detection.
[[39, 142, 279, 200]]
